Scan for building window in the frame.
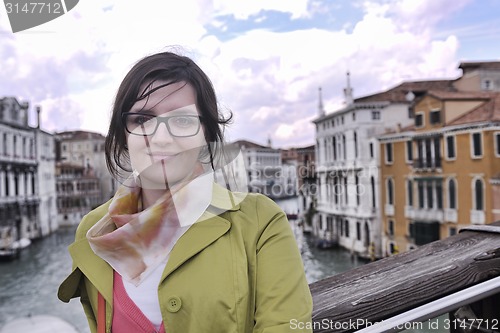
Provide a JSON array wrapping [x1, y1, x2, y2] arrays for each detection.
[[483, 79, 494, 90], [388, 220, 395, 236], [474, 178, 484, 211], [448, 178, 457, 209], [4, 173, 9, 196], [407, 179, 413, 206], [344, 219, 350, 238], [13, 135, 17, 157], [408, 222, 415, 239], [385, 143, 393, 164], [354, 131, 358, 158], [430, 109, 441, 124], [352, 112, 356, 121], [415, 112, 424, 128], [446, 135, 456, 160], [495, 133, 500, 157], [371, 176, 376, 208], [343, 176, 348, 204], [356, 222, 361, 241], [369, 142, 374, 158], [449, 227, 457, 236], [471, 132, 483, 158], [332, 137, 337, 160], [355, 174, 360, 206], [426, 181, 434, 208], [342, 135, 346, 160], [406, 140, 413, 163], [372, 110, 380, 120], [436, 181, 443, 209], [417, 181, 424, 208], [2, 133, 7, 155], [387, 178, 394, 205]]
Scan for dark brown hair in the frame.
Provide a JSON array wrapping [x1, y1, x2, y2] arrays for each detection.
[[104, 51, 232, 179]]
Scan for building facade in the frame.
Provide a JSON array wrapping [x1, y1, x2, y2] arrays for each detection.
[[0, 97, 57, 256], [313, 76, 453, 256], [313, 61, 500, 258], [379, 91, 500, 255], [55, 130, 115, 226], [232, 139, 288, 199], [56, 162, 102, 226]]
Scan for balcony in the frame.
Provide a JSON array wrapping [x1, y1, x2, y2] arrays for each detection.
[[445, 209, 458, 223], [405, 206, 413, 218], [470, 210, 485, 224], [412, 208, 444, 221], [413, 157, 442, 171], [385, 204, 394, 216]]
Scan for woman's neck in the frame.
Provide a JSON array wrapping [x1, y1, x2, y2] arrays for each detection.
[[141, 188, 169, 209]]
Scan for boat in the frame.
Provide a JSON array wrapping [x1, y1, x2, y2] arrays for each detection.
[[0, 238, 31, 261]]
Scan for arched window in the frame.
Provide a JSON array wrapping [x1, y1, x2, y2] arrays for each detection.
[[364, 222, 370, 247], [474, 178, 484, 211], [342, 135, 346, 160], [407, 179, 413, 206], [354, 131, 358, 158], [371, 176, 376, 208], [448, 178, 457, 209], [387, 178, 394, 205]]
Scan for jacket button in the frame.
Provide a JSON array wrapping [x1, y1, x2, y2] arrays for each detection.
[[166, 296, 182, 313]]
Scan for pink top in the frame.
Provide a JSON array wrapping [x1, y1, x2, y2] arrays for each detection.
[[112, 271, 166, 333]]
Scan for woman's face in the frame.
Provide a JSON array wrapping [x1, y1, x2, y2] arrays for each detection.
[[125, 80, 207, 189]]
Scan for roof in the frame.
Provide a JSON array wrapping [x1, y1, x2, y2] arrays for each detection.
[[426, 90, 495, 100], [458, 61, 500, 71], [55, 130, 105, 141], [231, 139, 270, 149], [354, 80, 456, 104], [448, 93, 500, 125]]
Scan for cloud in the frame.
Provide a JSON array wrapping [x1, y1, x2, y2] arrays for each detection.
[[213, 0, 309, 20], [1, 0, 493, 149]]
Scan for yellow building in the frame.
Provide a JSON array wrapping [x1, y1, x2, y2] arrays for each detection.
[[380, 91, 500, 255]]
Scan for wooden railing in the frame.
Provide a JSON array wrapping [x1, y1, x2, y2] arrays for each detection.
[[309, 221, 500, 332]]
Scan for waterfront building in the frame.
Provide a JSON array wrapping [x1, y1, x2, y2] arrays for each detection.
[[34, 106, 58, 235], [0, 97, 57, 255], [282, 145, 316, 224], [54, 130, 115, 225], [55, 162, 102, 226], [313, 61, 500, 258], [379, 90, 500, 255], [312, 73, 454, 257], [231, 139, 288, 199]]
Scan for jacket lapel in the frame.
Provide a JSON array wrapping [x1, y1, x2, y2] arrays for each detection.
[[69, 238, 113, 303], [161, 213, 230, 282], [160, 183, 243, 282]]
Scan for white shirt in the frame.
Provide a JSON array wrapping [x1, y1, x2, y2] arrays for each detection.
[[122, 173, 214, 329]]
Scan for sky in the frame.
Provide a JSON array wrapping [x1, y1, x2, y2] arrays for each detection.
[[1, 0, 500, 149]]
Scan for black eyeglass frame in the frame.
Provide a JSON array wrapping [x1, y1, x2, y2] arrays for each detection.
[[121, 112, 204, 137]]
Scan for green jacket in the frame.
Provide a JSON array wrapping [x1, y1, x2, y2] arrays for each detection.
[[58, 184, 313, 333]]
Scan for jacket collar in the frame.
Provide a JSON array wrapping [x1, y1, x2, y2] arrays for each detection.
[[68, 182, 243, 303]]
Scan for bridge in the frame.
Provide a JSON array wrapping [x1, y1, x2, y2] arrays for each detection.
[[310, 221, 500, 332]]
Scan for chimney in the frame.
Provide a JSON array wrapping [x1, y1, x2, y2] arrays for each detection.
[[36, 106, 41, 129]]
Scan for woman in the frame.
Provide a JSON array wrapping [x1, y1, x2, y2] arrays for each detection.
[[58, 51, 313, 333]]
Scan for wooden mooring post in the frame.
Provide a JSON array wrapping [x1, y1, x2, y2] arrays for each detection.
[[309, 222, 500, 332]]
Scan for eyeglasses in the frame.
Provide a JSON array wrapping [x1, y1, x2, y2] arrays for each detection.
[[122, 113, 203, 137]]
